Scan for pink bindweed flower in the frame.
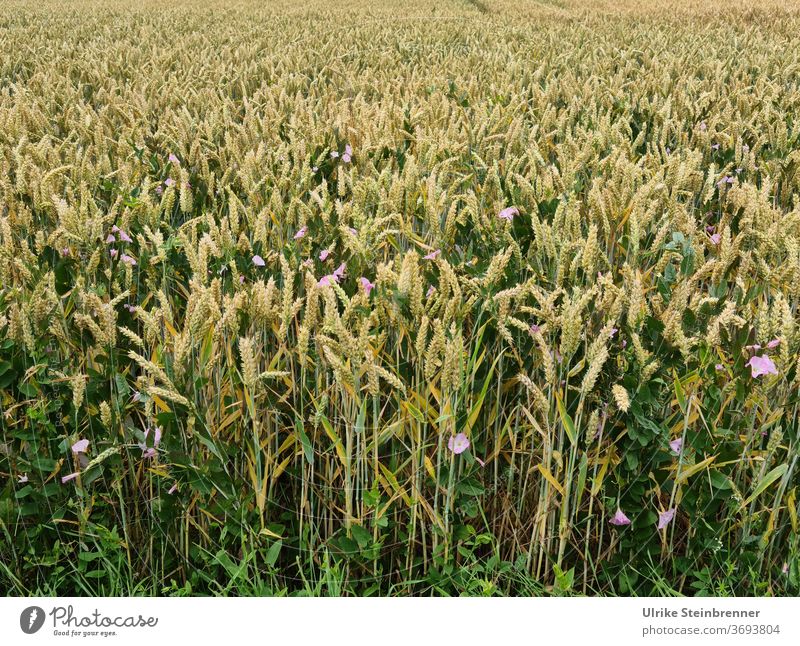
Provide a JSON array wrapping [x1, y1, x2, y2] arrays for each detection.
[[164, 178, 175, 187], [530, 324, 541, 334], [712, 143, 720, 150], [767, 338, 781, 349], [120, 254, 137, 266], [657, 508, 676, 530], [747, 355, 778, 378], [669, 438, 683, 454], [132, 391, 141, 402], [710, 233, 721, 244], [715, 363, 724, 371], [61, 472, 79, 484], [168, 483, 178, 495], [18, 474, 28, 484], [498, 206, 519, 221], [239, 275, 246, 284], [319, 249, 331, 261], [609, 508, 631, 526], [312, 166, 318, 172], [783, 562, 789, 575], [317, 274, 338, 287], [301, 258, 314, 268], [348, 227, 358, 236], [169, 153, 180, 165], [475, 456, 486, 468], [71, 439, 89, 454], [252, 255, 265, 267], [610, 327, 618, 338], [156, 186, 163, 195], [330, 151, 339, 159], [333, 263, 346, 279], [360, 277, 375, 296], [142, 447, 156, 459], [124, 304, 136, 313], [345, 144, 352, 157], [426, 285, 436, 298], [60, 247, 70, 257], [700, 121, 707, 131], [118, 229, 133, 243], [110, 248, 118, 258], [342, 153, 351, 163], [423, 249, 441, 261], [294, 226, 308, 240], [448, 433, 470, 455], [106, 234, 116, 243]]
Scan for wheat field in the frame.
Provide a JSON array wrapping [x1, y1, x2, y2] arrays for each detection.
[[1, 0, 799, 596]]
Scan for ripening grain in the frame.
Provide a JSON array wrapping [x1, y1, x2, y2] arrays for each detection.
[[1, 0, 799, 596]]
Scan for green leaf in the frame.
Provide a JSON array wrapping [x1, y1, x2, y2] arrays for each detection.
[[350, 524, 371, 549], [555, 392, 577, 446], [266, 540, 282, 567], [740, 464, 788, 510]]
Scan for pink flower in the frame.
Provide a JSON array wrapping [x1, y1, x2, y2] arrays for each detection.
[[783, 562, 789, 575], [700, 121, 707, 131], [342, 153, 351, 163], [319, 249, 331, 261], [498, 206, 519, 221], [118, 230, 133, 243], [669, 438, 683, 453], [747, 355, 778, 378], [345, 144, 352, 156], [317, 274, 338, 287], [71, 439, 89, 454], [360, 277, 375, 296], [293, 226, 308, 240], [448, 433, 470, 455], [164, 178, 175, 187], [715, 363, 724, 371], [745, 344, 761, 351], [168, 483, 178, 495], [710, 233, 721, 245], [169, 153, 180, 165], [330, 151, 339, 159], [154, 426, 162, 446], [767, 338, 781, 349], [657, 508, 676, 530], [609, 508, 631, 526], [156, 186, 163, 195], [426, 285, 436, 298], [530, 324, 540, 334], [610, 327, 618, 338], [333, 263, 346, 279], [142, 447, 156, 459], [475, 456, 486, 467], [120, 254, 137, 266], [252, 255, 265, 267], [239, 275, 245, 284], [348, 227, 358, 236], [60, 247, 70, 257], [18, 474, 28, 484], [423, 249, 441, 261], [301, 258, 314, 268], [61, 472, 80, 484], [110, 248, 118, 258], [106, 234, 116, 243]]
